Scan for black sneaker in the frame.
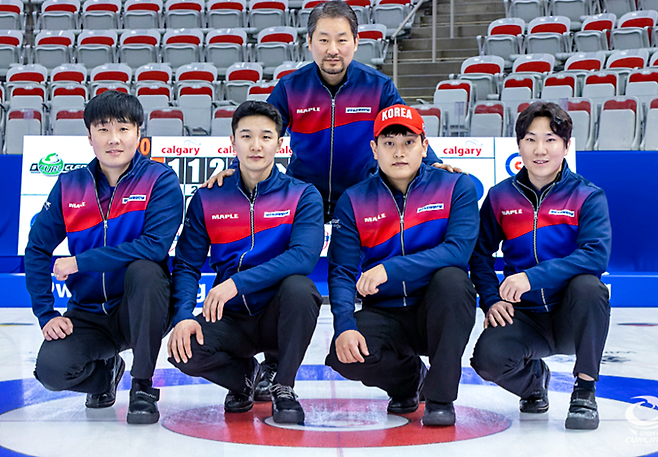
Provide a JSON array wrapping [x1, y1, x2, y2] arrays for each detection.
[[254, 362, 277, 402], [565, 389, 599, 430], [127, 380, 160, 425], [520, 360, 550, 414], [224, 359, 260, 413], [387, 361, 427, 415], [270, 383, 305, 424], [85, 354, 125, 409], [422, 401, 456, 426]]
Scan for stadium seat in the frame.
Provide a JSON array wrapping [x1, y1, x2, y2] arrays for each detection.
[[433, 79, 473, 136], [412, 106, 442, 137], [38, 0, 80, 30], [0, 30, 23, 77], [147, 108, 185, 136], [123, 0, 163, 29], [525, 16, 572, 57], [135, 63, 173, 84], [594, 96, 641, 150], [273, 60, 310, 79], [207, 0, 247, 28], [542, 72, 579, 99], [345, 0, 372, 27], [640, 97, 658, 150], [501, 73, 538, 118], [547, 0, 597, 30], [459, 55, 505, 101], [470, 101, 507, 137], [354, 23, 388, 67], [76, 30, 117, 69], [610, 11, 657, 50], [33, 30, 74, 70], [504, 0, 545, 24], [296, 0, 326, 30], [0, 0, 24, 30], [164, 0, 205, 28], [136, 82, 172, 115], [476, 18, 525, 69], [565, 97, 595, 150], [162, 28, 204, 69], [205, 28, 249, 78], [248, 0, 290, 32], [119, 29, 161, 69], [574, 13, 615, 52], [225, 62, 263, 103], [81, 0, 121, 29], [92, 83, 130, 96], [255, 26, 298, 77], [512, 53, 555, 74], [372, 0, 413, 37], [211, 106, 237, 136], [247, 80, 278, 100], [601, 0, 635, 20], [625, 68, 658, 110], [50, 63, 88, 85], [177, 85, 213, 134], [7, 64, 48, 86], [51, 109, 87, 135], [582, 70, 621, 108], [5, 108, 42, 154]]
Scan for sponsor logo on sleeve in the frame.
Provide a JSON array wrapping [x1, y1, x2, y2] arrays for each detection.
[[417, 203, 444, 213], [264, 210, 291, 218], [548, 209, 575, 217], [346, 107, 372, 114], [122, 195, 147, 204]]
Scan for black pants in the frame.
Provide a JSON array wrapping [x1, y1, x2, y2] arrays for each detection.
[[326, 267, 476, 403], [169, 275, 322, 392], [470, 274, 610, 399], [34, 260, 172, 394]]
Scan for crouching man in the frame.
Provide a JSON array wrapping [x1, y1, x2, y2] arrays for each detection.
[[469, 101, 612, 430], [168, 101, 323, 424], [325, 105, 479, 426]]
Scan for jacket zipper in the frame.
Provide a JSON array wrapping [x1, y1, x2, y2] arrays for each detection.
[[87, 169, 127, 314], [236, 187, 257, 315], [323, 84, 344, 220], [513, 180, 555, 311], [383, 183, 409, 306]]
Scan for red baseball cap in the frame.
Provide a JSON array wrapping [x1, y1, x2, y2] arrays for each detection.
[[373, 104, 425, 137]]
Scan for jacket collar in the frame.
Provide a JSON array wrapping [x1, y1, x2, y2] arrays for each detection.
[[88, 151, 144, 185], [232, 162, 281, 196]]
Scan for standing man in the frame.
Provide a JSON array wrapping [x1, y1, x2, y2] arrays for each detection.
[[168, 101, 324, 424], [26, 90, 184, 425], [469, 101, 611, 430], [206, 0, 451, 400], [325, 105, 478, 426]]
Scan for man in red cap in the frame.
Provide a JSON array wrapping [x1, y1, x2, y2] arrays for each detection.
[[325, 105, 479, 426]]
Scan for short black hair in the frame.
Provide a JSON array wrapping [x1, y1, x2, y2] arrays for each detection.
[[376, 124, 425, 143], [515, 101, 573, 147], [231, 100, 283, 136], [307, 0, 358, 42], [83, 90, 144, 130]]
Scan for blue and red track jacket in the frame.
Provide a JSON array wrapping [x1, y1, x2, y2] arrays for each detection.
[[469, 161, 611, 313], [171, 165, 324, 325], [328, 164, 479, 336], [25, 153, 184, 329], [267, 60, 440, 214]]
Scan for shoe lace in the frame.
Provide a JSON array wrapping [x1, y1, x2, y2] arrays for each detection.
[[261, 363, 277, 384], [270, 384, 296, 400]]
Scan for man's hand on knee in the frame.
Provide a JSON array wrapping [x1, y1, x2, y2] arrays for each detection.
[[499, 272, 531, 303], [485, 301, 515, 328], [168, 319, 204, 364], [335, 330, 369, 364], [42, 316, 73, 341]]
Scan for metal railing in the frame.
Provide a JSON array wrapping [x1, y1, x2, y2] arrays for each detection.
[[391, 0, 455, 87]]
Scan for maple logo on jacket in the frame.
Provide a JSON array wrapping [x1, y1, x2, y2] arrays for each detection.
[[364, 213, 386, 223], [502, 209, 523, 216], [296, 107, 321, 114], [68, 202, 86, 209], [212, 213, 239, 220]]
